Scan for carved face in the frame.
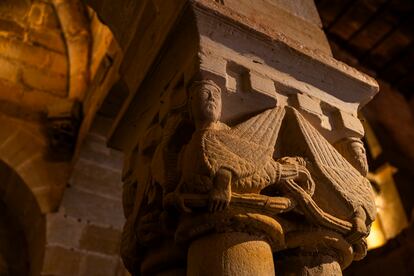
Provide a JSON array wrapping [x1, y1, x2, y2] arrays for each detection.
[[349, 139, 369, 175], [190, 82, 222, 124], [351, 141, 366, 156]]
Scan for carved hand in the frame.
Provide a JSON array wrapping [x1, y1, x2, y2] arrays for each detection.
[[208, 168, 232, 212], [292, 166, 315, 195], [278, 157, 315, 194]]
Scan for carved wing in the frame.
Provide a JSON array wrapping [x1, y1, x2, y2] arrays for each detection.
[[230, 106, 285, 148], [202, 107, 285, 178], [280, 107, 376, 223]]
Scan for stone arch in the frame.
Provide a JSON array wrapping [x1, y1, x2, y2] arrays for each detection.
[[0, 160, 45, 276], [0, 200, 29, 275], [50, 0, 91, 101], [0, 115, 70, 213]]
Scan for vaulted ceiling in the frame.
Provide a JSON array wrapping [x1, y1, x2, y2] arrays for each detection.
[[316, 0, 414, 99]]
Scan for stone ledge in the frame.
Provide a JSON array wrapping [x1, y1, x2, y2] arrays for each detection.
[[195, 6, 378, 111]]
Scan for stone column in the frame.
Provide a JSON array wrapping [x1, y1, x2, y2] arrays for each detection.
[[187, 233, 275, 276], [110, 1, 379, 275], [276, 252, 342, 276]]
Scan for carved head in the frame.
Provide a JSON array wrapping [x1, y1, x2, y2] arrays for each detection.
[[188, 80, 222, 124], [336, 137, 369, 176]]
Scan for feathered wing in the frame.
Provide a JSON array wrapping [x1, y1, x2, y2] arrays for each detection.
[[231, 107, 285, 147], [202, 107, 285, 178], [280, 107, 376, 223]]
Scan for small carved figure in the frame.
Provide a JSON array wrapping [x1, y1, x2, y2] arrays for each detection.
[[279, 107, 376, 242], [334, 137, 369, 176], [174, 80, 314, 212], [152, 79, 375, 263]]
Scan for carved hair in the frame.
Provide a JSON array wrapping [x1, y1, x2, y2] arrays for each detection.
[[188, 80, 221, 98]]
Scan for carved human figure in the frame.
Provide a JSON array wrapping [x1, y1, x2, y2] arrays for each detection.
[[121, 79, 376, 275], [175, 80, 314, 212], [334, 137, 369, 176]]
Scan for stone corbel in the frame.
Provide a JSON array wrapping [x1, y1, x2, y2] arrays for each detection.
[[46, 100, 82, 155]]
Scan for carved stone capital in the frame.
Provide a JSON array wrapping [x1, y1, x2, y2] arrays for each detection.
[[115, 2, 378, 275]]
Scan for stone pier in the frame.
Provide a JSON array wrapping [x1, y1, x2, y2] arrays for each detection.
[[99, 0, 379, 275]]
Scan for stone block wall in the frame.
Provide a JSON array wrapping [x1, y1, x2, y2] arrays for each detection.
[[0, 1, 126, 274], [43, 115, 127, 276], [75, 8, 123, 162]]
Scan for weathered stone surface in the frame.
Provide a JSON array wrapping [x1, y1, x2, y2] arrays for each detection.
[[203, 0, 330, 53], [269, 0, 324, 26], [78, 141, 124, 171], [0, 0, 31, 21], [43, 246, 82, 275], [79, 254, 119, 276], [80, 224, 121, 255], [0, 37, 67, 74], [22, 67, 68, 96], [0, 57, 19, 83], [70, 158, 122, 200], [188, 233, 275, 276], [28, 27, 66, 53], [112, 2, 378, 275], [40, 112, 127, 275], [0, 18, 24, 38], [28, 1, 60, 29], [0, 129, 42, 169], [0, 115, 72, 214], [52, 0, 91, 101], [61, 186, 124, 228], [46, 213, 84, 248], [277, 253, 342, 275]]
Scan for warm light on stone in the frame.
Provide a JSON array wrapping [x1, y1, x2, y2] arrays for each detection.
[[367, 215, 386, 250], [366, 164, 408, 251], [3, 0, 414, 275]]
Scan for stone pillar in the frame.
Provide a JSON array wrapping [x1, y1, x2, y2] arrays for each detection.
[[276, 252, 342, 275], [187, 233, 274, 276], [109, 1, 379, 275]]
